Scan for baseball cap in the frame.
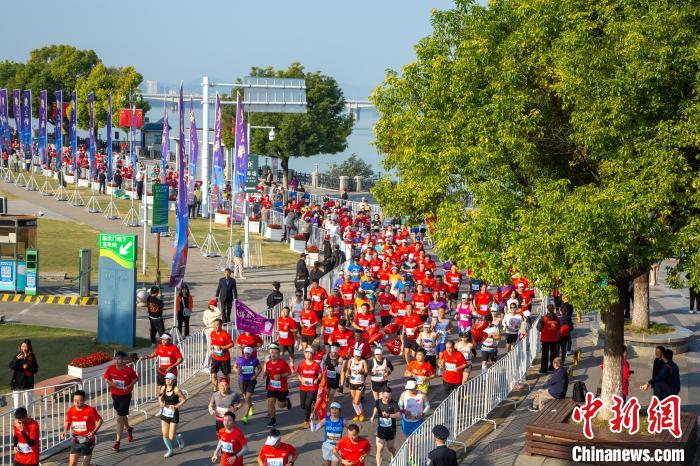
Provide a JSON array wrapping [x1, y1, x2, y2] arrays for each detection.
[[304, 347, 314, 353], [244, 346, 253, 354], [374, 348, 383, 355], [423, 322, 431, 328], [461, 293, 469, 299], [405, 380, 417, 390], [209, 298, 219, 307], [160, 333, 172, 340], [264, 435, 281, 446], [330, 401, 342, 409], [165, 373, 177, 381], [269, 343, 280, 351]]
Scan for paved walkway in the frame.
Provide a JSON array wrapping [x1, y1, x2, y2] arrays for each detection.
[[461, 263, 700, 466]]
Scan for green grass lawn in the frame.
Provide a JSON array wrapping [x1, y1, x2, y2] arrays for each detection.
[[0, 323, 149, 393]]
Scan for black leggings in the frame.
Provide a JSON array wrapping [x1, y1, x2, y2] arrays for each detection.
[[300, 390, 317, 422], [149, 318, 165, 344], [177, 314, 190, 337]]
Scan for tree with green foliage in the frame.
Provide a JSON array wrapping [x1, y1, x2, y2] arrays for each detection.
[[327, 154, 374, 179], [222, 62, 353, 188], [372, 0, 700, 417]]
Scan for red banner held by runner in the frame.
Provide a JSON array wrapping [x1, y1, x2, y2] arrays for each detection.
[[314, 368, 328, 421]]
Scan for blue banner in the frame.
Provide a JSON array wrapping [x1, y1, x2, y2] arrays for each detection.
[[88, 92, 95, 180], [106, 94, 112, 181], [38, 90, 47, 166], [70, 91, 77, 170], [22, 90, 31, 159], [12, 90, 20, 144], [211, 94, 224, 210], [55, 90, 63, 169], [0, 89, 8, 153], [187, 98, 198, 206], [161, 108, 169, 177], [169, 83, 188, 288]]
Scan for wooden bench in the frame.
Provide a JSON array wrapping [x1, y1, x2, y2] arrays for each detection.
[[525, 399, 698, 466], [32, 374, 81, 398]]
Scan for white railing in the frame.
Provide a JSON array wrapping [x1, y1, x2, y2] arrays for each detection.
[[389, 301, 545, 466]]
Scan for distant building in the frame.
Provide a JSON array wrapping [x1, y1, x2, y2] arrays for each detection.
[[141, 117, 172, 160], [145, 80, 158, 95]]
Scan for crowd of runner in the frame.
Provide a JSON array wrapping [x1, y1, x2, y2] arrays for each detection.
[[10, 195, 554, 466]]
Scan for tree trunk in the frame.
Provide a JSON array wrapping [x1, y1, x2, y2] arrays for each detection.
[[281, 157, 289, 190], [599, 278, 627, 420], [631, 271, 649, 329]]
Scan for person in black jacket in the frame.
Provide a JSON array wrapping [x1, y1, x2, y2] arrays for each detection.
[[642, 348, 680, 400], [322, 236, 333, 271], [652, 345, 666, 379], [146, 286, 165, 344], [295, 253, 310, 299], [266, 281, 284, 310], [216, 268, 238, 323], [332, 244, 346, 269], [9, 339, 38, 409], [428, 425, 458, 466], [310, 261, 325, 283], [529, 357, 568, 411]]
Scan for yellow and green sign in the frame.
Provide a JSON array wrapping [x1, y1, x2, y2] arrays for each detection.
[[99, 234, 136, 269]]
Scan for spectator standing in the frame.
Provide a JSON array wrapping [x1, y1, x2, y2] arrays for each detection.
[[216, 268, 238, 323], [428, 425, 458, 466], [537, 304, 560, 373], [295, 253, 310, 299], [266, 281, 284, 311], [641, 348, 680, 400], [176, 285, 193, 337], [146, 286, 166, 345], [9, 339, 38, 410], [529, 357, 568, 411], [232, 240, 245, 280], [98, 169, 106, 194]]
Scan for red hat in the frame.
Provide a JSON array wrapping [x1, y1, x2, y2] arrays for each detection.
[[208, 298, 219, 307]]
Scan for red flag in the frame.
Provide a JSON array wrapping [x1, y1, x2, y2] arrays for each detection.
[[314, 368, 328, 422]]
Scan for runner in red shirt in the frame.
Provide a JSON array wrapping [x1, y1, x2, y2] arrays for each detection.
[[432, 275, 448, 302], [299, 300, 321, 352], [103, 351, 139, 451], [402, 305, 424, 364], [309, 279, 329, 317], [276, 306, 298, 368], [209, 319, 235, 389], [340, 276, 359, 315], [411, 285, 431, 317], [12, 408, 40, 466], [333, 424, 371, 466], [296, 347, 323, 427], [472, 283, 493, 318], [329, 320, 355, 362], [263, 344, 292, 427], [321, 306, 340, 348], [445, 265, 463, 309], [327, 289, 344, 319], [376, 286, 396, 327], [211, 412, 248, 466], [352, 303, 376, 334], [258, 429, 298, 466], [140, 333, 183, 388], [440, 341, 468, 396], [62, 390, 103, 466], [236, 331, 263, 358]]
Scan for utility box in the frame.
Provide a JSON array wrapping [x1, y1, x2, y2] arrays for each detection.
[[25, 248, 38, 295], [78, 248, 91, 297]]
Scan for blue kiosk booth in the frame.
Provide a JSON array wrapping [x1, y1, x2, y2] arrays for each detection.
[[0, 215, 38, 293]]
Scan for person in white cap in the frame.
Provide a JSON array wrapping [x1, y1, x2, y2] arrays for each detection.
[[233, 346, 261, 424], [257, 428, 298, 466], [398, 379, 430, 436], [345, 348, 368, 421], [139, 333, 183, 389], [311, 401, 346, 466], [368, 348, 393, 401], [158, 372, 187, 458]]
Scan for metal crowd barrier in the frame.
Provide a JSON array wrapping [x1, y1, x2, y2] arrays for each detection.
[[389, 301, 545, 466]]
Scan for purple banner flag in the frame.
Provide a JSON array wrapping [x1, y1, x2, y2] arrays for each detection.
[[233, 92, 248, 214], [22, 90, 31, 159], [234, 300, 274, 336], [70, 91, 77, 170], [88, 92, 95, 179], [169, 83, 188, 288], [12, 90, 20, 143], [211, 94, 224, 210], [0, 89, 8, 153], [187, 98, 198, 206], [38, 90, 47, 165], [161, 109, 169, 178], [106, 94, 112, 180], [131, 105, 137, 167], [55, 90, 63, 169]]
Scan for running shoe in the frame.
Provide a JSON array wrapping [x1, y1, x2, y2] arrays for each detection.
[[303, 421, 310, 429], [126, 427, 134, 442], [358, 414, 365, 422], [247, 405, 254, 417], [176, 433, 185, 449], [241, 416, 249, 424], [287, 399, 293, 410], [112, 441, 120, 452], [267, 417, 277, 427], [164, 450, 174, 458]]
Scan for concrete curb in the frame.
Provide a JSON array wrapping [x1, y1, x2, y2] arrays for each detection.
[[0, 293, 98, 305]]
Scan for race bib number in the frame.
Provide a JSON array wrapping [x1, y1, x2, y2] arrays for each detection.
[[269, 379, 282, 389], [213, 346, 225, 357], [17, 443, 32, 453], [327, 370, 337, 379], [302, 319, 311, 327], [302, 377, 314, 386], [241, 365, 254, 375], [445, 363, 457, 372], [337, 339, 347, 346], [159, 356, 171, 367], [72, 421, 87, 433], [382, 304, 390, 311], [480, 304, 488, 311], [216, 406, 229, 417], [343, 293, 352, 300], [350, 374, 363, 384], [267, 458, 284, 466], [379, 417, 393, 428], [359, 319, 369, 327], [278, 331, 289, 339], [161, 407, 175, 418], [220, 441, 234, 453], [398, 309, 406, 317], [113, 379, 126, 389], [406, 328, 415, 336], [325, 326, 334, 334], [326, 432, 341, 443], [415, 302, 425, 309], [312, 295, 321, 301]]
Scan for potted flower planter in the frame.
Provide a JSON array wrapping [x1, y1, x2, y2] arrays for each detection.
[[67, 352, 113, 393], [290, 235, 306, 253], [265, 225, 283, 241], [64, 174, 75, 184], [43, 169, 52, 177], [78, 178, 89, 188], [215, 212, 230, 225], [305, 246, 320, 265], [248, 218, 261, 234], [91, 181, 100, 191]]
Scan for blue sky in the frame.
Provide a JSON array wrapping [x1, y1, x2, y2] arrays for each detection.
[[1, 0, 460, 99]]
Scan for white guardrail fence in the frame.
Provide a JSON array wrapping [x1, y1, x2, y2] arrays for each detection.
[[389, 300, 545, 466], [0, 259, 350, 465]]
